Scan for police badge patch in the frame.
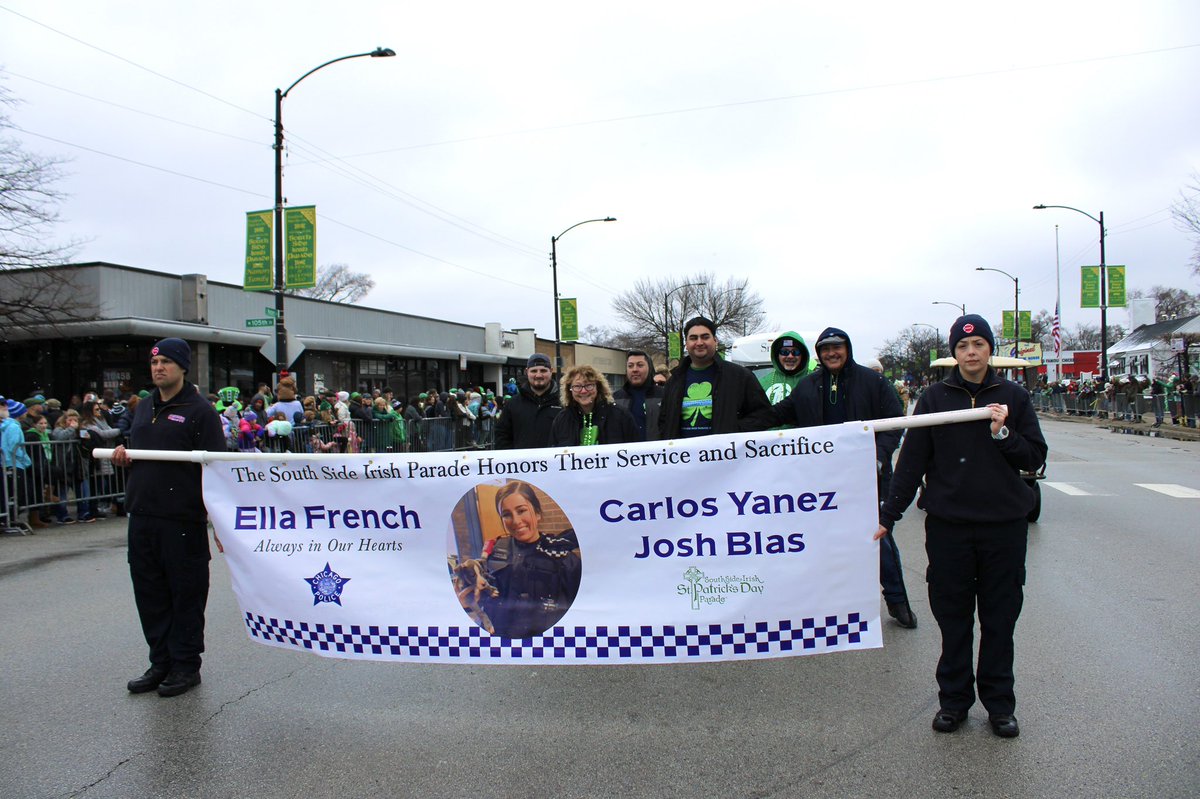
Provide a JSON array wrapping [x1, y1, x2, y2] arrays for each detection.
[[305, 563, 351, 606]]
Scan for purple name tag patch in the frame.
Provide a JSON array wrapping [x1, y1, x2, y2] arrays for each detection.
[[168, 414, 186, 423]]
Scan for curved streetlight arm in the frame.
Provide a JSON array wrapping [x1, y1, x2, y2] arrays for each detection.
[[553, 217, 617, 243], [1033, 204, 1100, 226], [282, 48, 396, 98], [932, 300, 966, 316], [975, 266, 1018, 283]]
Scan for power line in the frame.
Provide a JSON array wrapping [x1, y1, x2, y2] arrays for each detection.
[[5, 70, 263, 145], [16, 126, 266, 197], [342, 44, 1200, 157], [0, 4, 267, 121]]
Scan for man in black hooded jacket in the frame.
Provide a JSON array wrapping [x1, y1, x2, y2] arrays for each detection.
[[775, 326, 916, 629]]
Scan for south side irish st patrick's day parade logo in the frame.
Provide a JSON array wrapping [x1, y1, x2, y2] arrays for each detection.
[[679, 567, 764, 610]]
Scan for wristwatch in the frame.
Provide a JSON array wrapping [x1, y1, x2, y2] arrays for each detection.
[[991, 425, 1009, 440]]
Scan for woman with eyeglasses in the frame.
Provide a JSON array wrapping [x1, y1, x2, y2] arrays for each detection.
[[549, 364, 639, 447]]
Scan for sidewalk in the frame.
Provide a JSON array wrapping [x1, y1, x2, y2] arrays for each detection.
[[1036, 409, 1200, 443]]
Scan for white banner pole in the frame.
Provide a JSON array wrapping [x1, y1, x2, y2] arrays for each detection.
[[92, 407, 996, 464]]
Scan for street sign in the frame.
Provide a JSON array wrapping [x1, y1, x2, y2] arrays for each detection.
[[265, 307, 279, 318], [246, 318, 275, 328]]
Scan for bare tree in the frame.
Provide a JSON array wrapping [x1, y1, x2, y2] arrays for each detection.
[[286, 263, 375, 303], [1128, 286, 1200, 321], [610, 273, 766, 359], [1170, 170, 1200, 279], [1061, 322, 1126, 351], [879, 326, 944, 382], [0, 82, 92, 336]]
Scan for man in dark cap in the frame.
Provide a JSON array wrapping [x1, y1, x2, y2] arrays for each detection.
[[658, 316, 773, 438], [877, 315, 1046, 738], [112, 338, 226, 697], [495, 353, 561, 449], [775, 325, 915, 630]]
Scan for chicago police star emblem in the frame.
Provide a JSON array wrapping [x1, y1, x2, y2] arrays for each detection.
[[305, 563, 351, 606]]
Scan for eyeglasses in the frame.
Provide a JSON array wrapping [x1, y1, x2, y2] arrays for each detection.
[[569, 383, 596, 393], [779, 349, 803, 357]]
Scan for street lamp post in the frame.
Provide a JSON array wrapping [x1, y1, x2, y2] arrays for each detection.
[[664, 282, 704, 366], [273, 47, 395, 378], [931, 300, 966, 317], [976, 267, 1020, 351], [1034, 204, 1107, 382], [912, 322, 940, 356], [550, 217, 616, 373]]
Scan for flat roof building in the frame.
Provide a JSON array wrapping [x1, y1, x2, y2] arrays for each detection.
[[1, 262, 626, 402]]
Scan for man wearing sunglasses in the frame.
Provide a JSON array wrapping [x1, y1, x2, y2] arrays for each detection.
[[758, 331, 815, 405]]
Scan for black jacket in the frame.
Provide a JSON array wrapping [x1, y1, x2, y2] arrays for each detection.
[[125, 382, 226, 521], [776, 327, 903, 471], [657, 356, 774, 439], [495, 379, 561, 450], [549, 400, 640, 447], [880, 367, 1047, 530], [613, 382, 663, 441]]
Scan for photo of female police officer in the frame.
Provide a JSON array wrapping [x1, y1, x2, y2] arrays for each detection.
[[447, 480, 581, 639]]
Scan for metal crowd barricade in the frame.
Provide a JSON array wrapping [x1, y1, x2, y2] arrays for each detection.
[[4, 438, 128, 531]]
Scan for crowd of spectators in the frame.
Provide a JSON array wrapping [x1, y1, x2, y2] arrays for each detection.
[[1, 376, 519, 534], [1032, 373, 1198, 427]]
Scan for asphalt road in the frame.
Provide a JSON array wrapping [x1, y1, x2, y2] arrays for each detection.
[[1, 418, 1197, 799]]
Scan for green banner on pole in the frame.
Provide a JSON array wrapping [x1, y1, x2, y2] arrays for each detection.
[[285, 206, 317, 289], [1019, 310, 1031, 340], [1002, 310, 1015, 339], [1107, 265, 1126, 307], [244, 210, 273, 291], [1081, 266, 1100, 308], [929, 348, 937, 366], [560, 298, 578, 341], [668, 332, 681, 361]]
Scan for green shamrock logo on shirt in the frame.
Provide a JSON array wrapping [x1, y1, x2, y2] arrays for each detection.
[[682, 381, 714, 427]]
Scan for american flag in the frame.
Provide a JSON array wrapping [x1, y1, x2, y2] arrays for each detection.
[[1052, 300, 1061, 357]]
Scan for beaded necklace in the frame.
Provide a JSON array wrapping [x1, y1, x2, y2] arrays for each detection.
[[580, 411, 599, 446]]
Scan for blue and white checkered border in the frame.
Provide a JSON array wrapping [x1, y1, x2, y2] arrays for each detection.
[[244, 612, 870, 660]]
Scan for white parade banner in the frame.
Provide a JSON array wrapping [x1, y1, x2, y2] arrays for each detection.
[[187, 423, 883, 665], [97, 409, 991, 665]]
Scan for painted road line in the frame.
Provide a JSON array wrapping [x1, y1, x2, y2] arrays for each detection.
[[1044, 482, 1092, 496], [1135, 484, 1200, 499]]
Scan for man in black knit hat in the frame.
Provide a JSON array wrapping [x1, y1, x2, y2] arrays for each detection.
[[113, 338, 226, 697]]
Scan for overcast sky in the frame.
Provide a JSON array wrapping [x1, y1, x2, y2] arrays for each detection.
[[3, 1, 1198, 357]]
